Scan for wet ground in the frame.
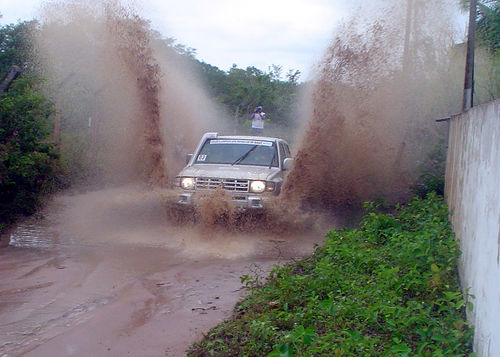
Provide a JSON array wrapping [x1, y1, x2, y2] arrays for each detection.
[[0, 187, 329, 356]]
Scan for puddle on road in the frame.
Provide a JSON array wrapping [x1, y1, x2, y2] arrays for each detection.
[[8, 218, 62, 250], [4, 187, 329, 263]]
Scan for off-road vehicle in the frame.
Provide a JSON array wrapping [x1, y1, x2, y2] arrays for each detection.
[[175, 132, 293, 209]]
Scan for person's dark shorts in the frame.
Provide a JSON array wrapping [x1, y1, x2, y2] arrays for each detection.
[[252, 128, 264, 136]]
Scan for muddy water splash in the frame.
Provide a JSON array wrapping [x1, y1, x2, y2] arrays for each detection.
[[163, 190, 317, 235], [105, 4, 166, 185], [283, 0, 463, 208]]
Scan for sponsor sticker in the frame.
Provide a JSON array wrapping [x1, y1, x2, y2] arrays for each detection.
[[210, 139, 272, 146]]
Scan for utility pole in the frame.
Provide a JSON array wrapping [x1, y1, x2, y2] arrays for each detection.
[[463, 0, 477, 112]]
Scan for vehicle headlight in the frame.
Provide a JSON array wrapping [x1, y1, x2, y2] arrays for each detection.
[[250, 180, 266, 193], [180, 177, 195, 190]]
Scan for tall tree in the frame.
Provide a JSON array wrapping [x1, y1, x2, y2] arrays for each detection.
[[0, 21, 38, 79]]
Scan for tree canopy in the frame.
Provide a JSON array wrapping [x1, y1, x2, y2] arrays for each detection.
[[156, 36, 302, 127]]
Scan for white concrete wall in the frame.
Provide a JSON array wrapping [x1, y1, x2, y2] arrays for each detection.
[[445, 99, 500, 357]]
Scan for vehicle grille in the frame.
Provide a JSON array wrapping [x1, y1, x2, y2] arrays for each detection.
[[195, 177, 249, 192]]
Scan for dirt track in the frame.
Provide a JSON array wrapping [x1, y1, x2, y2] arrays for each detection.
[[0, 187, 326, 356]]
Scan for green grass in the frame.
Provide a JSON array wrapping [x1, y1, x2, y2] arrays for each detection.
[[187, 193, 474, 357]]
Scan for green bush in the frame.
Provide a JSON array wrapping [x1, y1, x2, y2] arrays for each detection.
[[0, 21, 60, 230], [188, 194, 473, 356], [0, 76, 58, 224], [412, 140, 446, 198]]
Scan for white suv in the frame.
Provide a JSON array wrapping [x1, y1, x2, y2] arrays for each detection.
[[175, 132, 293, 209]]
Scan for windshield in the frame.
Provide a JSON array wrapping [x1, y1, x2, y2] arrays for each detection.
[[195, 139, 279, 167]]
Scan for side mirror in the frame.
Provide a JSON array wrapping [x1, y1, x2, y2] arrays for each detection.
[[185, 154, 193, 165], [282, 158, 293, 171]]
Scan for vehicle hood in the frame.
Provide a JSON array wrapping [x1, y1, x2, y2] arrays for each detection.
[[178, 164, 281, 181]]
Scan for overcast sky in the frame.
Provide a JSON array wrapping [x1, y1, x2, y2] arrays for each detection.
[[0, 0, 467, 80], [0, 0, 357, 79]]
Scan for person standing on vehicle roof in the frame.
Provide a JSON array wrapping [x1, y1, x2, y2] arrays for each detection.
[[251, 106, 266, 136]]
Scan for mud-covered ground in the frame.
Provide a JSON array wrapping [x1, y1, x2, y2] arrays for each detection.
[[0, 187, 332, 357]]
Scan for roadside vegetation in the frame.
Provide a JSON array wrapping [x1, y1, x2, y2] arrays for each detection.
[[411, 140, 447, 198], [0, 21, 58, 232], [188, 193, 474, 356]]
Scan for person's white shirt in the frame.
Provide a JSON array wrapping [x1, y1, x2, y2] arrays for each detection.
[[251, 112, 265, 129]]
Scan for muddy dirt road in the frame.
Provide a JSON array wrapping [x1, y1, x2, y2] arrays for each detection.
[[0, 187, 327, 356]]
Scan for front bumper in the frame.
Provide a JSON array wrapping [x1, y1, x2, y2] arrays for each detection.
[[178, 191, 270, 209]]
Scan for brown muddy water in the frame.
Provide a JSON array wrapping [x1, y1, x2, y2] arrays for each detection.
[[0, 187, 329, 357]]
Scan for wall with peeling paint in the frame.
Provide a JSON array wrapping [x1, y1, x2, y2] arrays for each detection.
[[445, 99, 500, 357]]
